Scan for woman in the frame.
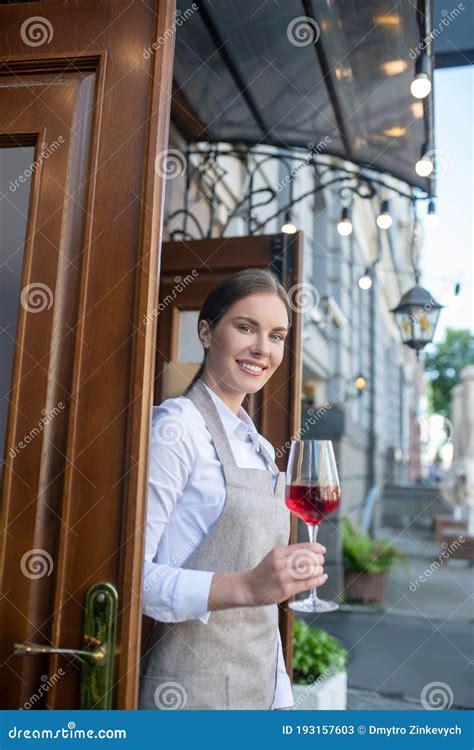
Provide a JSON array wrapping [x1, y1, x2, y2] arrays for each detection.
[[139, 269, 327, 710]]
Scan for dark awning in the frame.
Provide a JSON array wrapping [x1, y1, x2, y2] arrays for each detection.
[[172, 0, 437, 192]]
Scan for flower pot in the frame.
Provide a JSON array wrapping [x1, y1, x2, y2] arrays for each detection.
[[343, 568, 387, 603], [292, 668, 347, 710]]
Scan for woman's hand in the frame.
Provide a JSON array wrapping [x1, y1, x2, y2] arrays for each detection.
[[241, 542, 327, 607], [207, 542, 326, 612]]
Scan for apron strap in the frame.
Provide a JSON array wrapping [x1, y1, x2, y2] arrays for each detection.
[[257, 440, 282, 476], [184, 379, 237, 466]]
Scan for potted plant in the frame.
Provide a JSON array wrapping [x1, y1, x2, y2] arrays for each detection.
[[291, 619, 348, 710], [342, 518, 408, 604]]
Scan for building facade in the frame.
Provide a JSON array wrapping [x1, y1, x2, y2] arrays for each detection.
[[162, 123, 422, 571]]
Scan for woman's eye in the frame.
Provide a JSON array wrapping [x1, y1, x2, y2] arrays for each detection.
[[238, 324, 284, 341]]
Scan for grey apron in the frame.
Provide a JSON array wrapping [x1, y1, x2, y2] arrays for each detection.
[[138, 378, 291, 710]]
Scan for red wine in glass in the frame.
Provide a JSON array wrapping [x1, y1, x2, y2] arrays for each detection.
[[286, 484, 341, 525], [285, 439, 340, 613]]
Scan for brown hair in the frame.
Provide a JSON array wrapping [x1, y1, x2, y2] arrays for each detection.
[[183, 268, 292, 395]]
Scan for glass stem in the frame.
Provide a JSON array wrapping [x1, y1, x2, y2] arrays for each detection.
[[307, 523, 320, 605]]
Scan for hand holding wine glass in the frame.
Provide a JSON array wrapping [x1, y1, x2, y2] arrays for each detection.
[[285, 439, 341, 613]]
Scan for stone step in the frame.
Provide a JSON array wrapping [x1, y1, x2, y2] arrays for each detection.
[[381, 483, 451, 528]]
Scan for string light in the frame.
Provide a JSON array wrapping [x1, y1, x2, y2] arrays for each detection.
[[358, 267, 373, 290], [354, 374, 367, 393], [337, 206, 353, 236], [452, 282, 461, 306], [415, 143, 434, 177], [424, 199, 438, 229], [410, 54, 432, 99], [376, 200, 393, 229], [281, 209, 297, 234]]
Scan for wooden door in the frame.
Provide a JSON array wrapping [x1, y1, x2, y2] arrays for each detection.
[[0, 0, 175, 709], [148, 234, 303, 674]]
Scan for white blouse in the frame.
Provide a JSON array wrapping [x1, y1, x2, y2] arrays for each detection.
[[142, 381, 294, 709]]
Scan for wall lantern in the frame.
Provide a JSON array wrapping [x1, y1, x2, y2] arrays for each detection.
[[391, 285, 443, 352]]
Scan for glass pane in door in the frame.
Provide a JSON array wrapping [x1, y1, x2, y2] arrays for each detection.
[[0, 146, 35, 477], [161, 310, 204, 399], [177, 309, 203, 362]]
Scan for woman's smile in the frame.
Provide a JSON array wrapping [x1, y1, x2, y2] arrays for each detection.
[[235, 358, 268, 375]]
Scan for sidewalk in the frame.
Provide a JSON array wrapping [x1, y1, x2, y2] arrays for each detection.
[[347, 689, 422, 710], [380, 524, 473, 621], [302, 524, 473, 710]]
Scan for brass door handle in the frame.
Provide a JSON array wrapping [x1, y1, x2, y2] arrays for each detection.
[[13, 582, 118, 709], [14, 638, 106, 667]]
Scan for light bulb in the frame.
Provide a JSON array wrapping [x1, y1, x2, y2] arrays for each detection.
[[358, 274, 372, 290], [452, 282, 461, 306], [424, 199, 438, 228], [424, 213, 438, 228], [410, 75, 431, 99], [337, 207, 352, 236], [354, 375, 367, 392], [415, 154, 434, 177], [376, 200, 392, 229], [281, 210, 297, 234], [411, 54, 432, 99]]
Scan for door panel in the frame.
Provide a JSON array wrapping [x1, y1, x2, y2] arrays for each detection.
[[149, 234, 303, 675], [0, 0, 176, 709]]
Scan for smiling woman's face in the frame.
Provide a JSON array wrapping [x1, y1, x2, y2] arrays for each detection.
[[199, 292, 289, 396]]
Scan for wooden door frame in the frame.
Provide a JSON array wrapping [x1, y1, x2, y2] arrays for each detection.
[[0, 0, 176, 708], [155, 234, 302, 673]]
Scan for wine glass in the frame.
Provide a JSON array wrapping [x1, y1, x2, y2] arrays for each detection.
[[285, 439, 340, 613]]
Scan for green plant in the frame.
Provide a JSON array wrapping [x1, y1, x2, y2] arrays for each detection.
[[292, 619, 348, 685], [342, 518, 409, 574], [423, 328, 474, 416]]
